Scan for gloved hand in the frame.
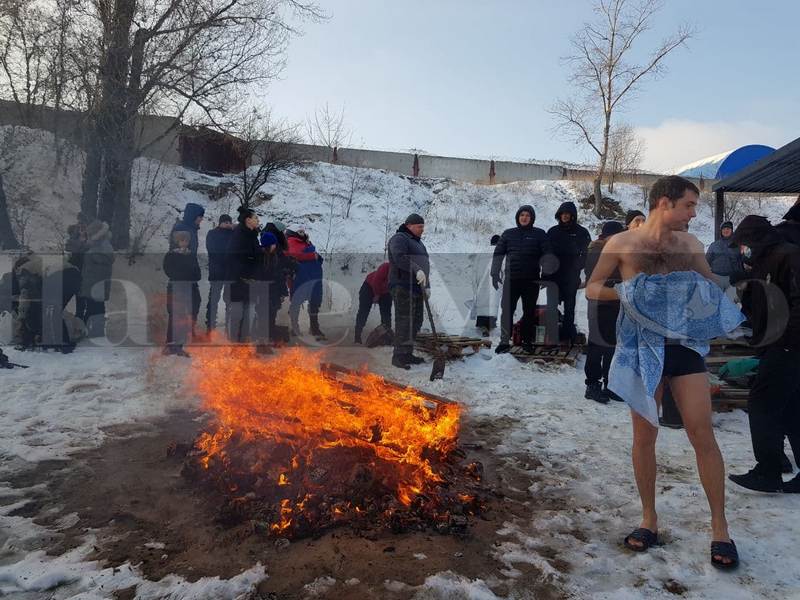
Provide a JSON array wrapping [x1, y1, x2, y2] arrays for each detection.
[[491, 273, 502, 290], [416, 270, 427, 287]]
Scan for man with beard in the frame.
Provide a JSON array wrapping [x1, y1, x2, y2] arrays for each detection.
[[387, 213, 429, 369]]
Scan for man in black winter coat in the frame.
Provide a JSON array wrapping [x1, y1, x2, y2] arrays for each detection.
[[491, 205, 552, 353], [547, 201, 591, 341], [727, 215, 800, 494], [387, 213, 430, 369], [226, 207, 261, 343], [170, 202, 205, 333], [204, 214, 234, 334], [776, 203, 800, 246]]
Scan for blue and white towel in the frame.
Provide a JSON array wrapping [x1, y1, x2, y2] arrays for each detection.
[[608, 271, 745, 426]]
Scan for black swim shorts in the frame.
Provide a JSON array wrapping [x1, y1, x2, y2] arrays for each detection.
[[662, 343, 706, 377]]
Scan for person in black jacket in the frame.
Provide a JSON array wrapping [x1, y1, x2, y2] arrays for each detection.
[[252, 231, 282, 354], [776, 203, 800, 246], [387, 213, 430, 369], [491, 205, 551, 353], [204, 214, 234, 334], [547, 201, 591, 341], [727, 215, 800, 493], [583, 221, 624, 403], [226, 206, 261, 343], [170, 202, 205, 334], [163, 231, 201, 357]]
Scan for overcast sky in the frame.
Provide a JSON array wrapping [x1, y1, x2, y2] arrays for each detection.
[[263, 0, 799, 172]]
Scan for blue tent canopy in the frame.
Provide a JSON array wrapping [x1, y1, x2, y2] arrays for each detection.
[[676, 145, 776, 180]]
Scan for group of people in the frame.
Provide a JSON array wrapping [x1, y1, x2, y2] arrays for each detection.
[[163, 204, 326, 357], [0, 218, 114, 353]]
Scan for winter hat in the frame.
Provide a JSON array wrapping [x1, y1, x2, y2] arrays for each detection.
[[720, 220, 734, 231], [272, 220, 287, 232], [600, 221, 625, 239], [490, 234, 501, 246], [515, 205, 536, 227], [404, 213, 425, 226], [625, 210, 646, 227], [783, 205, 800, 222], [260, 231, 278, 248], [237, 206, 256, 224], [86, 220, 109, 241], [219, 214, 232, 225]]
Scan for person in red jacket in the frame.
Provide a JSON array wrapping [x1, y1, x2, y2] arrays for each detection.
[[354, 262, 392, 344]]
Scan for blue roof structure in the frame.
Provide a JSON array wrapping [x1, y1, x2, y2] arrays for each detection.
[[675, 145, 776, 180]]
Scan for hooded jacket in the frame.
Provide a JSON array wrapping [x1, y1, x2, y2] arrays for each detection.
[[705, 225, 744, 280], [170, 203, 205, 256], [205, 225, 234, 281], [547, 201, 591, 281], [286, 232, 323, 293], [491, 205, 551, 281], [776, 205, 800, 246], [365, 262, 391, 299], [732, 215, 800, 350], [387, 224, 430, 292]]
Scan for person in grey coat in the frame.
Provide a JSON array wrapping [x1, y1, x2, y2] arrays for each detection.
[[79, 220, 115, 338], [387, 213, 430, 369], [705, 221, 744, 284]]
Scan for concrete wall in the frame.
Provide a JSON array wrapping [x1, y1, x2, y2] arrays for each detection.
[[0, 100, 715, 191], [0, 99, 180, 164]]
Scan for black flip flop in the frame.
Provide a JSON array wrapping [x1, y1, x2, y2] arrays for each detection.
[[711, 539, 739, 570], [623, 528, 658, 552]]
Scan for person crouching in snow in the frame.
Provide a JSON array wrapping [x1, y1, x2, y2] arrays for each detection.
[[583, 221, 624, 404], [354, 262, 392, 344], [286, 226, 326, 340], [163, 230, 200, 357]]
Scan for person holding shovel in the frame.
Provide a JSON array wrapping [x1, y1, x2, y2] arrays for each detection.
[[387, 213, 430, 370]]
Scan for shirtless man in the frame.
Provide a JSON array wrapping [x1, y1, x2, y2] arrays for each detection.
[[586, 176, 737, 569]]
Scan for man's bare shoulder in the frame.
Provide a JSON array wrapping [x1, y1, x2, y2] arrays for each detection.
[[673, 230, 704, 252], [603, 230, 636, 251]]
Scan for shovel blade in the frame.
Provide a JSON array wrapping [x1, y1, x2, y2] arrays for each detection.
[[430, 356, 446, 381]]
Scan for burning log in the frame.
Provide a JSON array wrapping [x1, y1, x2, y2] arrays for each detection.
[[180, 346, 487, 539]]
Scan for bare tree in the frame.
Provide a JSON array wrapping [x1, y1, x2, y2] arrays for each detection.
[[606, 122, 645, 193], [306, 102, 350, 149], [551, 0, 693, 215], [0, 127, 21, 249], [232, 108, 304, 208]]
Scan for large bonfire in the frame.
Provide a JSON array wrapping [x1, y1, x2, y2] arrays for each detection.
[[181, 345, 485, 539]]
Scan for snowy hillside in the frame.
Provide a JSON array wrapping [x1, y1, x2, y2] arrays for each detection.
[[2, 126, 795, 258]]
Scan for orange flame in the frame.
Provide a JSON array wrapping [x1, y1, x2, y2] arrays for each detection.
[[187, 344, 461, 510]]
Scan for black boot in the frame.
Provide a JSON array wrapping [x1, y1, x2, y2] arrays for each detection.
[[392, 353, 411, 370], [585, 382, 608, 404], [782, 453, 794, 474], [407, 354, 425, 365], [495, 342, 511, 354], [354, 330, 363, 344], [783, 474, 800, 493], [728, 469, 782, 493], [309, 314, 327, 340], [603, 385, 624, 402]]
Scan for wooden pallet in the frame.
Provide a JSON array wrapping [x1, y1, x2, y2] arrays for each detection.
[[415, 333, 492, 359], [319, 362, 456, 409], [509, 344, 583, 366]]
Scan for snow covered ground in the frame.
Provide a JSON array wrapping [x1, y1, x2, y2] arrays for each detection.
[[2, 126, 800, 598]]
